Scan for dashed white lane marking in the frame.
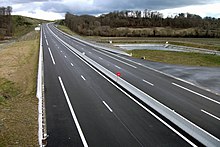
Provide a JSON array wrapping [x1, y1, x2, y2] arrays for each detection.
[[58, 76, 88, 147], [65, 55, 67, 58], [115, 65, 121, 69], [172, 82, 220, 105], [99, 57, 103, 60], [81, 75, 86, 81], [201, 109, 220, 121], [102, 101, 113, 112], [48, 47, 56, 65], [46, 39, 49, 46], [143, 79, 154, 86], [71, 63, 74, 66]]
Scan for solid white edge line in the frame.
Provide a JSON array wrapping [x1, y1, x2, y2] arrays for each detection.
[[46, 39, 49, 46], [48, 47, 56, 65], [142, 79, 154, 86], [172, 82, 220, 105], [81, 75, 86, 81], [58, 76, 88, 147], [47, 24, 197, 146], [102, 101, 113, 112], [201, 109, 220, 121]]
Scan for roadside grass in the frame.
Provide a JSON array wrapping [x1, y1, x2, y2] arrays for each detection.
[[57, 25, 78, 36], [126, 50, 220, 67], [98, 37, 220, 51], [0, 30, 39, 146]]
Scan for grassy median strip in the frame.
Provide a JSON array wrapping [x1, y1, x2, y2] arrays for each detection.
[[126, 50, 220, 67], [0, 31, 39, 146]]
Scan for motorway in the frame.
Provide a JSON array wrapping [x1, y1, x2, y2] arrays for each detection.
[[42, 23, 220, 146]]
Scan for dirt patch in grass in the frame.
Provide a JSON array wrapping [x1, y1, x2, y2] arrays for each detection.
[[0, 31, 39, 146], [127, 50, 220, 67]]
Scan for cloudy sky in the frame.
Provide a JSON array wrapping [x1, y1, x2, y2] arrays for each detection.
[[1, 0, 220, 20]]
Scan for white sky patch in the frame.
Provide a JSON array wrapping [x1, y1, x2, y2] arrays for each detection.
[[160, 3, 220, 18], [13, 9, 64, 20]]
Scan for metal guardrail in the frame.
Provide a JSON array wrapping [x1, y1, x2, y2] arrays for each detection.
[[49, 25, 220, 147], [36, 25, 47, 147]]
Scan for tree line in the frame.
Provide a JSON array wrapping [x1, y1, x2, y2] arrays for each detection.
[[64, 10, 220, 38], [0, 6, 12, 39]]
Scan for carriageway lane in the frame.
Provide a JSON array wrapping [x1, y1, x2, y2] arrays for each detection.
[[49, 24, 220, 140], [42, 24, 193, 146]]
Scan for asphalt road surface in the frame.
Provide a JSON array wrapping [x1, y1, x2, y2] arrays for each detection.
[[42, 23, 220, 146]]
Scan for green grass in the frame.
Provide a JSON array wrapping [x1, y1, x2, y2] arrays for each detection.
[[0, 78, 20, 104], [12, 15, 49, 38], [97, 37, 220, 51], [57, 25, 78, 36], [126, 50, 220, 67], [0, 31, 39, 146]]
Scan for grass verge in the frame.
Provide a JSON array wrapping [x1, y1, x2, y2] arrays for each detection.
[[126, 50, 220, 67], [57, 25, 78, 36], [0, 30, 39, 146]]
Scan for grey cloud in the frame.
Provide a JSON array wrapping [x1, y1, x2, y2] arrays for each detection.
[[3, 0, 218, 16], [93, 0, 213, 11]]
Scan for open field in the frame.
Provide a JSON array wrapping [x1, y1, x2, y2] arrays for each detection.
[[97, 37, 220, 51], [57, 25, 220, 51], [57, 25, 220, 66], [126, 50, 220, 67], [0, 30, 39, 146]]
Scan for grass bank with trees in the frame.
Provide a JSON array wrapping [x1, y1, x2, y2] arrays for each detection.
[[0, 15, 47, 146]]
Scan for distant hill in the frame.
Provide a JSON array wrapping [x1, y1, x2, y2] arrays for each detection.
[[12, 15, 49, 38]]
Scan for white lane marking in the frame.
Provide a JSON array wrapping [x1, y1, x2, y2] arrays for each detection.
[[201, 109, 220, 121], [46, 39, 49, 46], [58, 76, 88, 147], [143, 79, 154, 86], [71, 63, 74, 66], [64, 55, 67, 58], [60, 50, 62, 52], [89, 52, 92, 54], [115, 65, 121, 69], [45, 35, 47, 39], [48, 28, 197, 146], [99, 57, 103, 60], [172, 83, 220, 105], [93, 49, 137, 69], [102, 101, 113, 112], [48, 47, 56, 65], [81, 75, 86, 81]]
